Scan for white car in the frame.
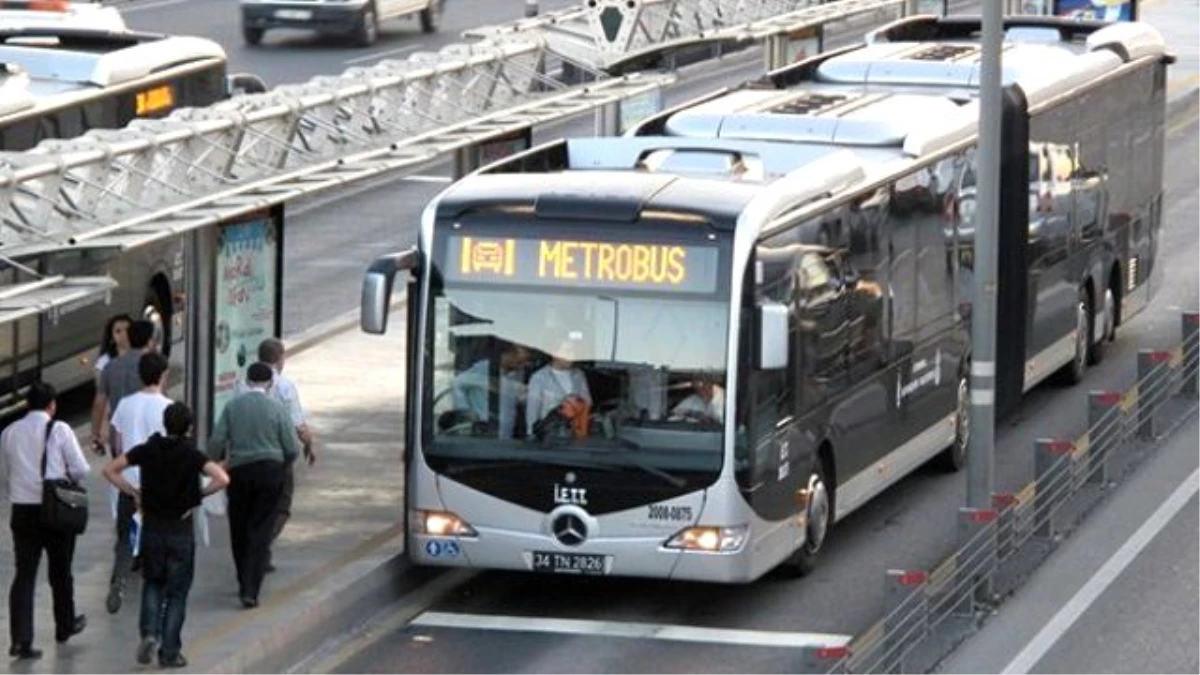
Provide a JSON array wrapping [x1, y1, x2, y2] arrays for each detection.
[[0, 0, 127, 31], [240, 0, 444, 47]]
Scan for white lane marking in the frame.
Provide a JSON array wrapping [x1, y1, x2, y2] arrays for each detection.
[[1001, 467, 1200, 674], [403, 175, 454, 183], [344, 44, 420, 66], [411, 611, 852, 648], [119, 0, 190, 12]]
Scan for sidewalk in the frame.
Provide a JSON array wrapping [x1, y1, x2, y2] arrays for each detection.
[[0, 317, 411, 675], [3, 4, 1198, 674]]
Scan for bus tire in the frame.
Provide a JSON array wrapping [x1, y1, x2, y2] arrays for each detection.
[[1056, 286, 1091, 386], [352, 4, 379, 47], [243, 25, 264, 46], [420, 0, 442, 33], [145, 275, 173, 358], [784, 459, 831, 576], [935, 371, 970, 472], [1088, 285, 1116, 366]]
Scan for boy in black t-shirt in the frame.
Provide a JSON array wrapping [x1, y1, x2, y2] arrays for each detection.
[[103, 402, 230, 669]]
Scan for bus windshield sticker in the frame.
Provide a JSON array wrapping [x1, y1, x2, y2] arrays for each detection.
[[444, 236, 721, 294]]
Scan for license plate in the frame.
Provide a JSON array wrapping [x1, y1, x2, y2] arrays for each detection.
[[275, 9, 312, 19], [531, 551, 608, 575]]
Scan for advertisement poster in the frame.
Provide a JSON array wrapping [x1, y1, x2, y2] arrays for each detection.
[[1052, 0, 1135, 21], [784, 26, 822, 66], [479, 127, 532, 165], [618, 88, 665, 135], [211, 216, 278, 426]]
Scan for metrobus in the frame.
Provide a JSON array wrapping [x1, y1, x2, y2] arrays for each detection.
[[360, 15, 1169, 582], [0, 26, 261, 421]]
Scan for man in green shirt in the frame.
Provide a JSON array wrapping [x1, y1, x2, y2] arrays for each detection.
[[208, 362, 299, 608]]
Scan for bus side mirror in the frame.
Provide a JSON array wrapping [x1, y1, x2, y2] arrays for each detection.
[[361, 248, 419, 335], [757, 303, 789, 370]]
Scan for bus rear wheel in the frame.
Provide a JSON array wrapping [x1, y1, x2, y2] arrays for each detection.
[[784, 461, 830, 576], [935, 372, 969, 472], [1056, 287, 1091, 386], [144, 276, 173, 357]]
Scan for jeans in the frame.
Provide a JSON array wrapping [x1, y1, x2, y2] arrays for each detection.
[[8, 504, 77, 646], [110, 493, 137, 592], [138, 521, 195, 660]]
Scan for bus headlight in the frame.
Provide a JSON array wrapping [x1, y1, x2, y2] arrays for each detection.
[[418, 510, 478, 537], [664, 526, 748, 553]]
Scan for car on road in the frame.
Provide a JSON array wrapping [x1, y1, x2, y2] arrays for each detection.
[[240, 0, 443, 47]]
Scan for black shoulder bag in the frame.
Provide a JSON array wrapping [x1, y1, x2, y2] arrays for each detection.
[[40, 420, 89, 535]]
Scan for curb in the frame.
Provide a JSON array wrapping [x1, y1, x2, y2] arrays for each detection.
[[1167, 83, 1199, 120], [193, 530, 431, 674]]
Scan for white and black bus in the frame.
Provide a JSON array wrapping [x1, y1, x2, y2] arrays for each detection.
[[360, 15, 1169, 582], [0, 27, 258, 421]]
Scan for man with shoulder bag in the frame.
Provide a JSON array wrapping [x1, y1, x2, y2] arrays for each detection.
[[0, 382, 89, 660]]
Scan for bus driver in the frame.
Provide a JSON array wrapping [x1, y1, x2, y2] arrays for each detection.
[[670, 376, 725, 424], [526, 340, 592, 439]]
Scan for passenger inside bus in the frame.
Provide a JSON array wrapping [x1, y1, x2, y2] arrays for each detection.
[[447, 340, 531, 439], [526, 340, 591, 440]]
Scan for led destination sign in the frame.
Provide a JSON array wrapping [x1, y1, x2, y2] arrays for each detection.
[[445, 236, 720, 294]]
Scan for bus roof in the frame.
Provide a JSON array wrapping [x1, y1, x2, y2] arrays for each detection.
[[0, 1, 127, 32], [446, 16, 1167, 229], [0, 28, 225, 96], [626, 17, 1166, 176]]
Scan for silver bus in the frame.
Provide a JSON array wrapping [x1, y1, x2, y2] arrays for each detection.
[[0, 27, 250, 421], [361, 15, 1169, 582]]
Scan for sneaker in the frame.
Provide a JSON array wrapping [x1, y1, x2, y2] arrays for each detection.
[[105, 585, 123, 614], [136, 636, 159, 665], [159, 653, 188, 669]]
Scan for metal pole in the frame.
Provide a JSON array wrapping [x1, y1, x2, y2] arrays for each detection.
[[967, 0, 1003, 511], [186, 226, 217, 447]]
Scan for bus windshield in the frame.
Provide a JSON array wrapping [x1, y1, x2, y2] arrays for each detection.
[[425, 233, 731, 482]]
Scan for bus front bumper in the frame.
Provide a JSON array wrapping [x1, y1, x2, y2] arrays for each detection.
[[410, 529, 764, 584]]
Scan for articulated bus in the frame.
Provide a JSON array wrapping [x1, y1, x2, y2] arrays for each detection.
[[361, 16, 1169, 582], [0, 26, 261, 421]]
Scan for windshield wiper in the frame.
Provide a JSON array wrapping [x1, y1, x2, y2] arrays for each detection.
[[442, 454, 616, 476], [584, 445, 687, 489]]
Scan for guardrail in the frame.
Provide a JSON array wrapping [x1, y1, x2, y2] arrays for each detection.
[[800, 311, 1199, 674]]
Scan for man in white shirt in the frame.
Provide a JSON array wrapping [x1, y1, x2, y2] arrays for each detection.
[[0, 382, 89, 660], [526, 341, 592, 438], [671, 378, 726, 424], [105, 351, 173, 615]]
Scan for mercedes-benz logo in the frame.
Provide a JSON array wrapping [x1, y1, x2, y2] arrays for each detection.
[[552, 513, 587, 547]]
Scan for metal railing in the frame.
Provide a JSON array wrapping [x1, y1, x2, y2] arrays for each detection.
[[801, 311, 1200, 674], [0, 0, 928, 261]]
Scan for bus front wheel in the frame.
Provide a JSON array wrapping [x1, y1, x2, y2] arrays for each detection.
[[784, 460, 830, 577]]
